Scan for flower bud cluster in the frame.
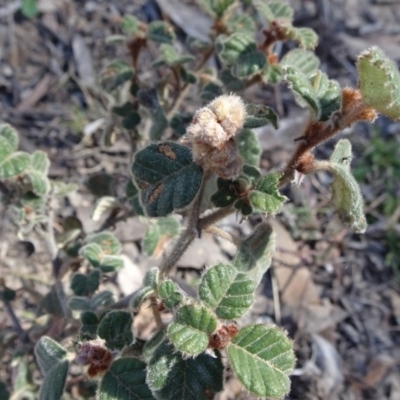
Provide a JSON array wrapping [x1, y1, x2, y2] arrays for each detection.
[[76, 339, 113, 377], [187, 94, 246, 179]]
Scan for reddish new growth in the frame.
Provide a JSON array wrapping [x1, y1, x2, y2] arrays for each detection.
[[76, 340, 113, 378], [208, 324, 239, 350], [279, 87, 378, 186], [187, 94, 246, 179]]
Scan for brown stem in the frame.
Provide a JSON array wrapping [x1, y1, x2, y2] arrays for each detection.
[[198, 205, 235, 230], [166, 47, 215, 119], [159, 172, 211, 277]]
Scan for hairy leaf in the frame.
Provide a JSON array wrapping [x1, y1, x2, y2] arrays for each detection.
[[99, 358, 154, 400], [227, 324, 295, 398], [199, 263, 255, 319], [167, 305, 217, 356], [329, 139, 366, 233], [132, 142, 203, 217], [357, 46, 400, 121], [147, 338, 223, 400], [234, 222, 275, 286], [97, 311, 134, 350], [34, 336, 68, 375]]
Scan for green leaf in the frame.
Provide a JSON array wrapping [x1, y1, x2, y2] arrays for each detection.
[[150, 106, 168, 140], [13, 360, 30, 395], [234, 222, 275, 286], [121, 15, 143, 37], [158, 280, 182, 309], [86, 231, 122, 255], [0, 380, 10, 400], [286, 26, 318, 49], [21, 0, 39, 18], [101, 61, 134, 91], [244, 104, 279, 129], [52, 181, 78, 197], [284, 67, 341, 121], [329, 139, 366, 233], [232, 49, 266, 78], [130, 286, 154, 310], [227, 324, 295, 398], [90, 290, 115, 309], [97, 311, 134, 350], [99, 358, 154, 400], [0, 146, 30, 179], [67, 296, 91, 311], [40, 282, 69, 317], [311, 71, 342, 121], [199, 263, 255, 319], [86, 173, 113, 197], [283, 66, 319, 114], [147, 21, 175, 44], [357, 46, 400, 121], [237, 129, 261, 167], [70, 269, 101, 296], [34, 336, 68, 375], [201, 82, 223, 103], [199, 0, 235, 18], [216, 33, 255, 66], [281, 48, 320, 77], [210, 177, 239, 208], [255, 1, 293, 22], [226, 14, 257, 35], [80, 311, 99, 340], [179, 66, 197, 84], [80, 243, 124, 272], [112, 102, 134, 117], [216, 33, 266, 78], [143, 217, 180, 256], [30, 150, 50, 174], [170, 113, 193, 136], [39, 360, 69, 400], [122, 112, 141, 130], [143, 267, 160, 289], [249, 173, 287, 214], [0, 287, 16, 302], [147, 338, 223, 400], [167, 305, 217, 356], [25, 171, 50, 197], [153, 44, 194, 67], [132, 142, 203, 217], [219, 69, 246, 91], [262, 63, 282, 84], [0, 124, 19, 151]]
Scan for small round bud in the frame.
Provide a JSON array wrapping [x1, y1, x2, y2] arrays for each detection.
[[76, 339, 113, 378], [187, 94, 247, 149]]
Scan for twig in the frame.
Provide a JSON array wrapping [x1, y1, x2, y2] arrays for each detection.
[[159, 172, 211, 277], [166, 47, 215, 119], [198, 205, 235, 230], [4, 300, 27, 343]]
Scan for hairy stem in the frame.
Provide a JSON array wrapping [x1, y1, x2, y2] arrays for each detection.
[[159, 172, 211, 277], [198, 205, 235, 230], [166, 47, 215, 119], [5, 300, 27, 343]]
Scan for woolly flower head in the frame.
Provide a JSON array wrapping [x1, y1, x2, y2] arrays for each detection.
[[187, 94, 246, 148]]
